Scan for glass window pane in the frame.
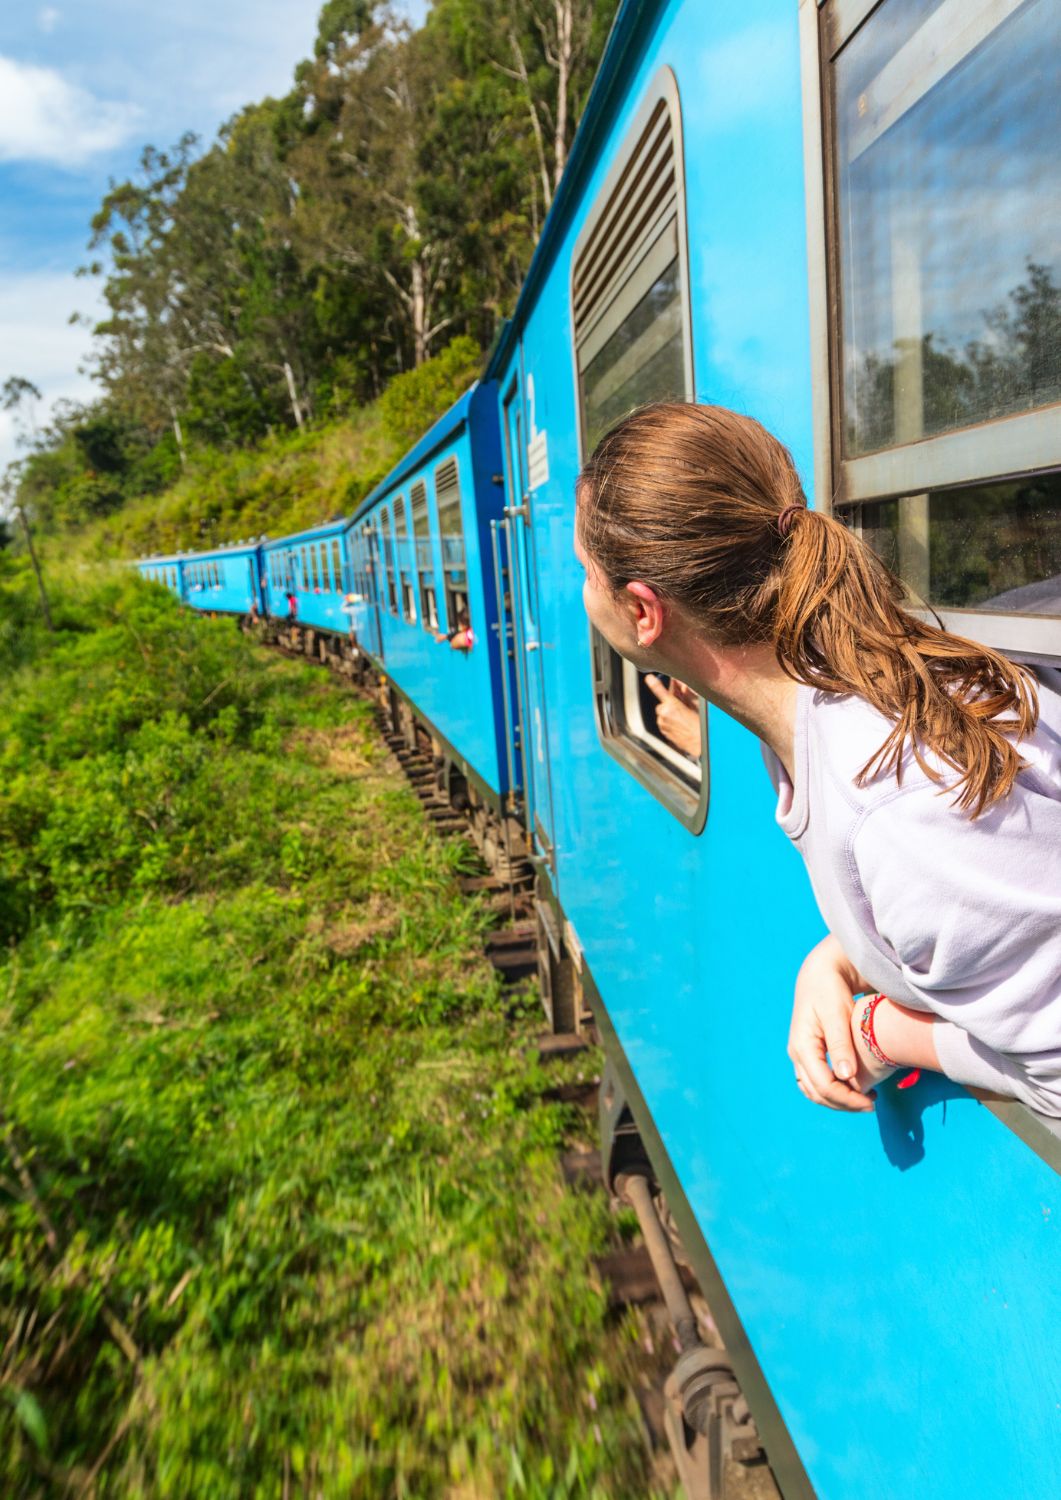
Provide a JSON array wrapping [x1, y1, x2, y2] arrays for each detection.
[[381, 512, 397, 612], [844, 471, 1061, 614], [835, 0, 1061, 457], [581, 258, 685, 452]]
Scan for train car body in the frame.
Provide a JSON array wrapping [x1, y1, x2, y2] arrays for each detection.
[[482, 1, 1061, 1496], [177, 544, 263, 616], [346, 383, 516, 808], [135, 555, 184, 599], [261, 521, 351, 632]]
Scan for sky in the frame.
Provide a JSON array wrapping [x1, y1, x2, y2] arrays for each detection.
[[0, 2, 420, 476]]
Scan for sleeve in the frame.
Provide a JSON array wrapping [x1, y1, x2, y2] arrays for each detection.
[[850, 790, 1061, 1057]]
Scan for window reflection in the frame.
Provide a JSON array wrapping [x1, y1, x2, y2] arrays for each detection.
[[582, 259, 686, 453], [844, 472, 1061, 615], [836, 0, 1061, 456]]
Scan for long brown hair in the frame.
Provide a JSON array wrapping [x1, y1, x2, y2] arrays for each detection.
[[577, 401, 1038, 815]]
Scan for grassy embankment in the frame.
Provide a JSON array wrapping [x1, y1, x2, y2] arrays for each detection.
[[0, 564, 669, 1498]]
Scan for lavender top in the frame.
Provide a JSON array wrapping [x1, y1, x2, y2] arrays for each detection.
[[767, 672, 1061, 1065]]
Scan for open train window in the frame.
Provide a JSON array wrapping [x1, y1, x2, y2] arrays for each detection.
[[393, 496, 417, 622], [571, 66, 707, 832], [410, 480, 439, 631], [812, 0, 1061, 663], [331, 538, 343, 594], [434, 457, 470, 634], [380, 507, 399, 614]]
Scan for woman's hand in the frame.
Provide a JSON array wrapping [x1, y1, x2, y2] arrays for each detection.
[[788, 935, 876, 1112]]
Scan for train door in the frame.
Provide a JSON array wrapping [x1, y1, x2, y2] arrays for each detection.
[[502, 369, 556, 867]]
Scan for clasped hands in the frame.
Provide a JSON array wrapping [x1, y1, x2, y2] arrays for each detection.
[[788, 934, 876, 1112]]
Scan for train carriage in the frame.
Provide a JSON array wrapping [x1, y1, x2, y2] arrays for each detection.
[[147, 542, 263, 616], [135, 553, 184, 599], [345, 383, 519, 817], [261, 521, 350, 632], [483, 0, 1061, 1496]]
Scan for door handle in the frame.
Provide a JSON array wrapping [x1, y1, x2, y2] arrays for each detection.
[[525, 640, 540, 652]]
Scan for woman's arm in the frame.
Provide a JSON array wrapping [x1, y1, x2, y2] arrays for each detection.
[[788, 935, 876, 1112]]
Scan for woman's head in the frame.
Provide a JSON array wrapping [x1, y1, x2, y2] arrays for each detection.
[[576, 401, 1038, 813]]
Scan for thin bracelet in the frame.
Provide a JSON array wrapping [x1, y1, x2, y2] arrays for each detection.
[[859, 994, 899, 1067]]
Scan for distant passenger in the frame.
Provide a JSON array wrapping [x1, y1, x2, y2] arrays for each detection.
[[575, 401, 1061, 1117], [645, 674, 701, 760], [435, 607, 474, 652], [286, 591, 298, 621]]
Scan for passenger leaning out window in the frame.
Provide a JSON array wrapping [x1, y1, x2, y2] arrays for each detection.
[[435, 604, 473, 652], [575, 402, 1061, 1118]]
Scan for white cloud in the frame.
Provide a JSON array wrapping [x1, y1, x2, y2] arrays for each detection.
[[38, 7, 60, 34], [0, 54, 139, 166], [0, 269, 102, 478]]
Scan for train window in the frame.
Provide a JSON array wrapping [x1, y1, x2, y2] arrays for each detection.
[[434, 457, 469, 634], [331, 538, 343, 593], [393, 496, 417, 622], [817, 0, 1061, 660], [364, 524, 379, 605], [318, 541, 329, 591], [308, 545, 319, 592], [298, 546, 308, 590], [571, 66, 707, 832], [410, 479, 439, 631], [380, 511, 398, 614]]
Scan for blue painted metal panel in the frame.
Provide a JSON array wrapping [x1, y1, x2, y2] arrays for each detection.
[[354, 383, 512, 799], [261, 521, 351, 633], [488, 2, 1061, 1496], [177, 545, 262, 616], [136, 555, 185, 601]]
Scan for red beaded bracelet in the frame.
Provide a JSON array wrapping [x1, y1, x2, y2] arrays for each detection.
[[859, 994, 898, 1067], [859, 995, 921, 1089]]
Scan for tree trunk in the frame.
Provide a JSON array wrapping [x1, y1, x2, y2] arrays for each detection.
[[17, 505, 53, 632], [170, 407, 187, 468], [553, 0, 573, 190], [282, 360, 305, 429]]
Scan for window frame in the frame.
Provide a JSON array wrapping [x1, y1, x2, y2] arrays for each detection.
[[569, 63, 709, 834], [410, 479, 439, 631], [803, 0, 1061, 664], [434, 456, 469, 635], [379, 511, 398, 615], [392, 495, 417, 623]]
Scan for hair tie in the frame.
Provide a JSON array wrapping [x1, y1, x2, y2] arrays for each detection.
[[776, 503, 805, 539]]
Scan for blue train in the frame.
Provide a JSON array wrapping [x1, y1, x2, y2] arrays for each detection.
[[137, 1, 1061, 1494]]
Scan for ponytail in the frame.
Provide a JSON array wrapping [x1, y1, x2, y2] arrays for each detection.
[[578, 401, 1039, 816], [774, 507, 1037, 815]]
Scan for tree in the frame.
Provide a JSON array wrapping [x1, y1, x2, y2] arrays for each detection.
[[1, 379, 53, 629]]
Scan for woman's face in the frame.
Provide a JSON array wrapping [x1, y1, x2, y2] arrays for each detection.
[[573, 510, 648, 666]]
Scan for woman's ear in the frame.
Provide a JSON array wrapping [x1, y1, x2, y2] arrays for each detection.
[[625, 580, 665, 648]]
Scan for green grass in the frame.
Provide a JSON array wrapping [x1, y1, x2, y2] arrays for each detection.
[[0, 566, 668, 1498]]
